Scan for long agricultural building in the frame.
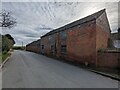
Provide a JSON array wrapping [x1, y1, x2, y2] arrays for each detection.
[[26, 9, 120, 68], [26, 39, 41, 53]]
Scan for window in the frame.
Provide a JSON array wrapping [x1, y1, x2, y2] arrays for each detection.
[[48, 36, 51, 41], [61, 45, 67, 53], [37, 44, 40, 47], [78, 25, 81, 28], [41, 45, 44, 49], [50, 45, 52, 50], [61, 31, 67, 40]]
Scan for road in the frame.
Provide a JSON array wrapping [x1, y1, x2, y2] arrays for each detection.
[[2, 50, 119, 88]]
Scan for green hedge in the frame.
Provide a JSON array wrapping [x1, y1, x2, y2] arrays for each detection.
[[2, 35, 14, 51], [13, 46, 25, 50]]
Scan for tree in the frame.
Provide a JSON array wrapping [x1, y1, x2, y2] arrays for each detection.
[[2, 34, 15, 51], [0, 10, 17, 28], [2, 35, 11, 51], [5, 34, 15, 44]]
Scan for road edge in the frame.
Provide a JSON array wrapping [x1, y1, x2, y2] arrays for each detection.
[[87, 68, 120, 81], [0, 57, 10, 69], [42, 54, 120, 81], [0, 51, 13, 69]]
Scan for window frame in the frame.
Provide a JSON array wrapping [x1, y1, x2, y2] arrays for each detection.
[[61, 45, 67, 54]]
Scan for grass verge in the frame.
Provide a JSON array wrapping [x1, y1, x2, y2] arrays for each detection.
[[0, 51, 11, 63], [0, 52, 2, 63]]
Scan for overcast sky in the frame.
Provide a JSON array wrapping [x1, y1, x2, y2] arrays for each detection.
[[1, 1, 119, 46]]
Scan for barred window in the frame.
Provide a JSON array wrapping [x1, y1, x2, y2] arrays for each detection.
[[48, 36, 51, 41], [61, 31, 67, 40], [61, 45, 67, 53], [41, 45, 44, 49], [37, 43, 40, 47]]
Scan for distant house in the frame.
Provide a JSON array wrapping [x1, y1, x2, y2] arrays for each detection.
[[40, 9, 111, 67]]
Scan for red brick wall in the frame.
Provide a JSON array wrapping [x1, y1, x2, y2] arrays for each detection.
[[96, 12, 111, 50], [40, 11, 111, 67], [55, 33, 61, 58], [40, 17, 110, 67], [26, 40, 40, 54], [96, 29, 110, 50], [97, 51, 120, 68], [66, 20, 97, 65], [26, 45, 40, 53], [41, 36, 48, 55], [41, 34, 58, 56], [96, 12, 111, 67]]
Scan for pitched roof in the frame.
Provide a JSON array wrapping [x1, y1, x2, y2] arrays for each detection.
[[26, 39, 40, 46], [41, 9, 106, 38]]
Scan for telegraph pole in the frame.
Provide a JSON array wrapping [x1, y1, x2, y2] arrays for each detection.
[[22, 41, 23, 50]]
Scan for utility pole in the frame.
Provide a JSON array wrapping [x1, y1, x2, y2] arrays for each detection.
[[22, 41, 23, 50]]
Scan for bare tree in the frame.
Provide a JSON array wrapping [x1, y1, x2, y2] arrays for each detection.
[[0, 10, 17, 28]]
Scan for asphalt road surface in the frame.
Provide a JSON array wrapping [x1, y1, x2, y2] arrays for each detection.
[[2, 50, 119, 88]]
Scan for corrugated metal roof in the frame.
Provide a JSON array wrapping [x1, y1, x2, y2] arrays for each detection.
[[41, 9, 106, 38]]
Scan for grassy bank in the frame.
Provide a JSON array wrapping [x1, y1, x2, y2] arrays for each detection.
[[0, 51, 10, 63], [0, 53, 2, 63]]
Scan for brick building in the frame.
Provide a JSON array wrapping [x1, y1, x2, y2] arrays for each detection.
[[40, 9, 111, 67], [26, 39, 41, 54]]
